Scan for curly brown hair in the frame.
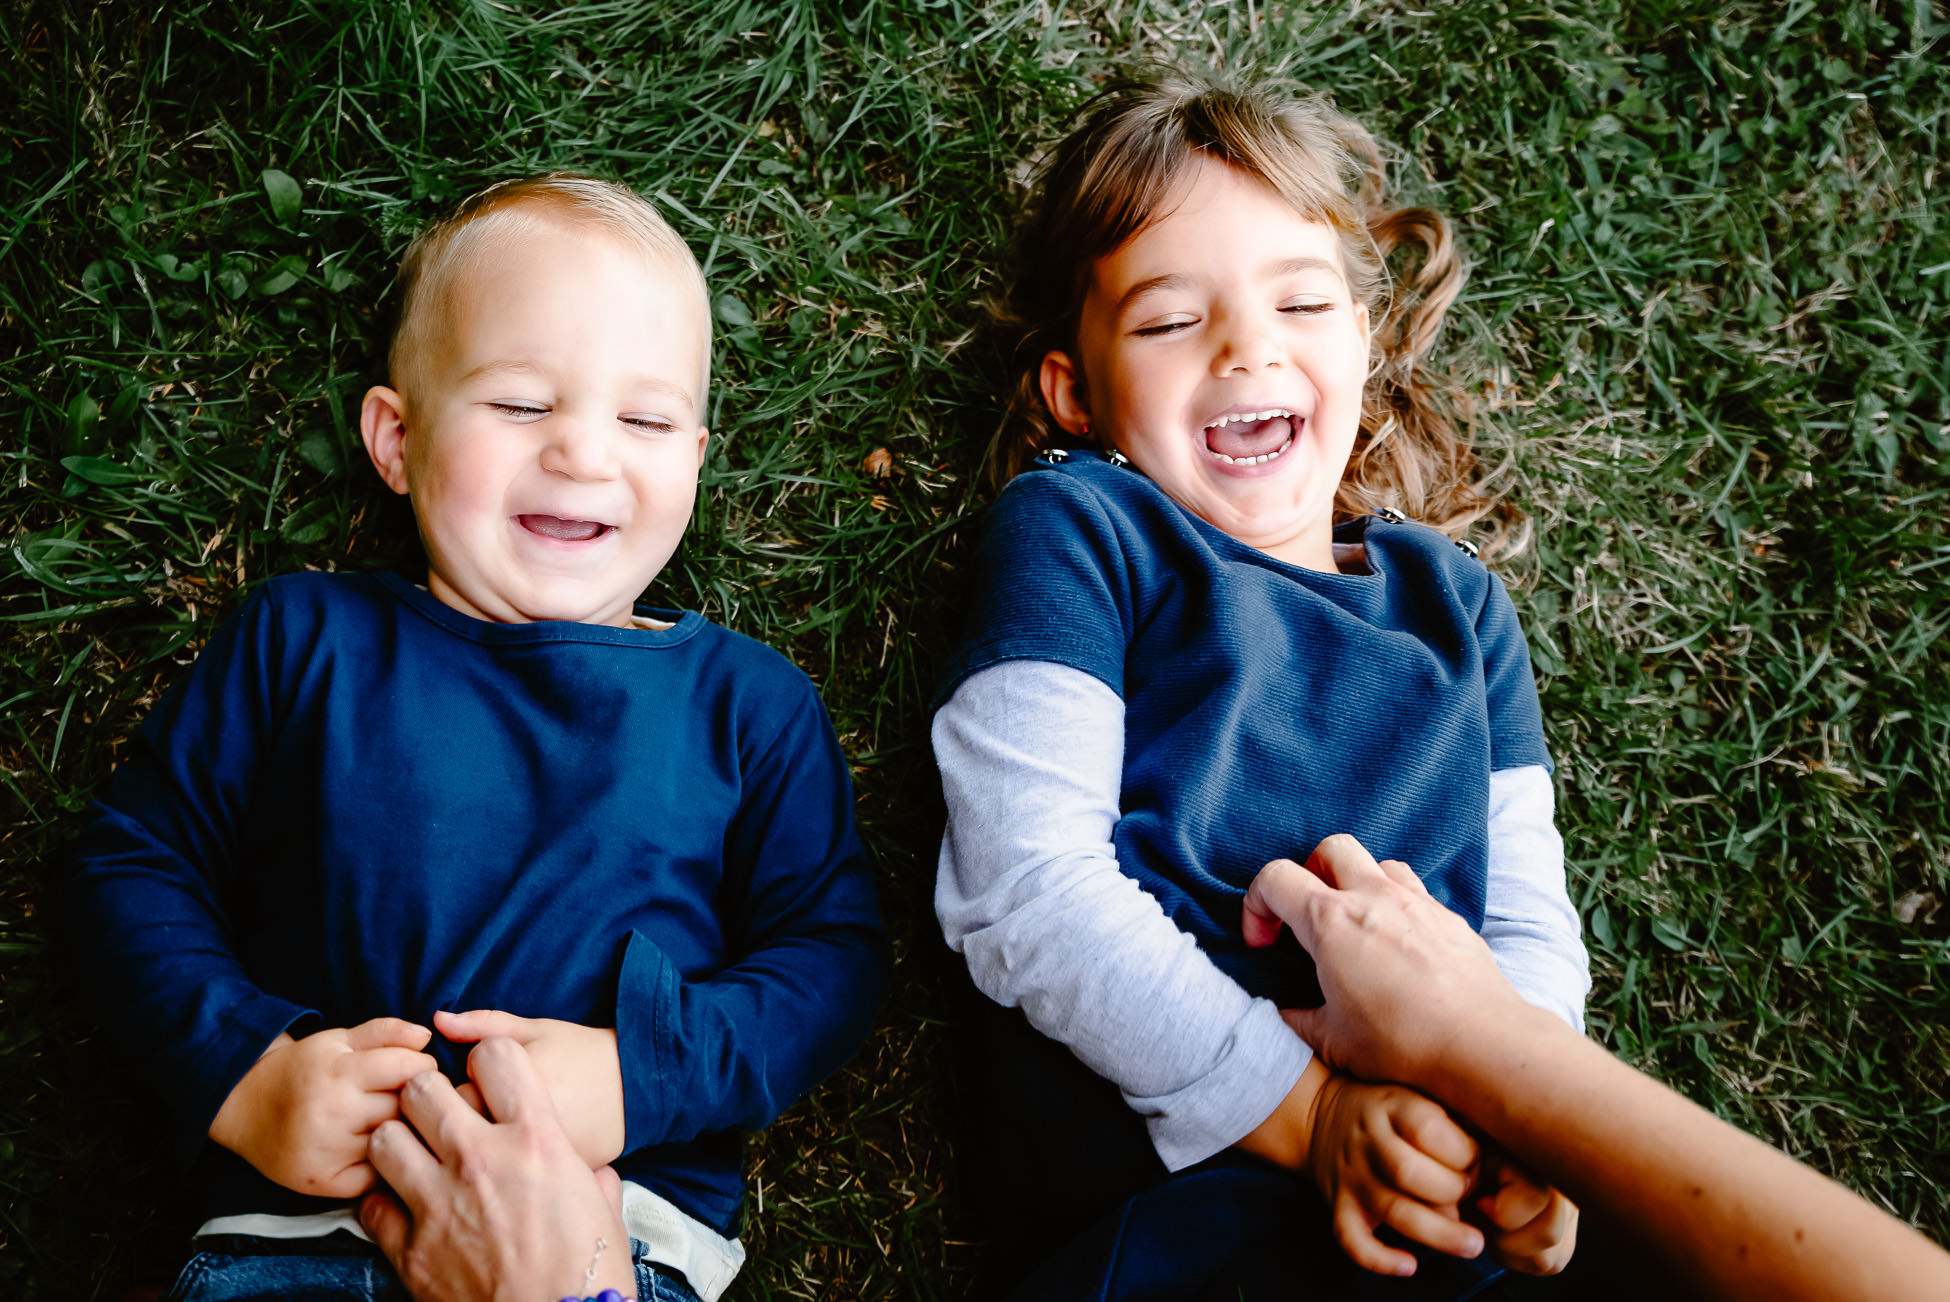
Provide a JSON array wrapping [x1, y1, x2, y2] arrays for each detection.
[[989, 72, 1523, 559]]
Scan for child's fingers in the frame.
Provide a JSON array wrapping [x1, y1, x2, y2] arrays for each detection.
[[313, 1157, 380, 1200], [1489, 1193, 1579, 1269], [1382, 1196, 1485, 1261], [1370, 1124, 1473, 1209], [1332, 1196, 1419, 1278], [1388, 1094, 1479, 1177], [433, 1007, 537, 1044], [343, 1082, 417, 1135], [1478, 1173, 1553, 1232], [344, 1016, 434, 1053], [349, 1047, 441, 1093]]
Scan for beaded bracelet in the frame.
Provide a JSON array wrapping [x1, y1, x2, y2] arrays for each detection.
[[555, 1293, 623, 1302]]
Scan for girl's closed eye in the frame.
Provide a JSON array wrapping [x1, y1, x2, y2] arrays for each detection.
[[488, 401, 548, 418], [622, 415, 678, 434], [1132, 315, 1198, 337], [1281, 299, 1335, 316]]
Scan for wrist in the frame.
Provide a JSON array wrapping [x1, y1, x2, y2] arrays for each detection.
[[1234, 1056, 1328, 1171], [209, 1032, 297, 1152], [1428, 998, 1569, 1104], [533, 1232, 634, 1302]]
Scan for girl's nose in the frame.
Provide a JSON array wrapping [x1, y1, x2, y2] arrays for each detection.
[[539, 413, 619, 481], [1210, 309, 1284, 376]]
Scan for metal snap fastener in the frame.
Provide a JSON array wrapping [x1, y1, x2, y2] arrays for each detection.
[[1377, 506, 1408, 524], [1106, 450, 1130, 468], [1453, 537, 1481, 559], [1042, 447, 1070, 464]]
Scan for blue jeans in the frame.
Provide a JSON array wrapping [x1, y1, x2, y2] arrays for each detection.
[[164, 1232, 704, 1302]]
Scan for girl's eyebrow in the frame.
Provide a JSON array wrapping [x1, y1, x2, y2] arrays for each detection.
[[1117, 255, 1345, 317], [1115, 273, 1190, 315], [1263, 255, 1343, 281]]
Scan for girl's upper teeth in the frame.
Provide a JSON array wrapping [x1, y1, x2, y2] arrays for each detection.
[[1208, 408, 1293, 428]]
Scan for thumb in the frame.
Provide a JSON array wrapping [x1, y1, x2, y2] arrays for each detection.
[[594, 1164, 625, 1217], [1245, 856, 1336, 954], [1281, 1006, 1327, 1052], [360, 1189, 411, 1267], [1242, 859, 1299, 948], [345, 1017, 434, 1052], [434, 1008, 537, 1044]]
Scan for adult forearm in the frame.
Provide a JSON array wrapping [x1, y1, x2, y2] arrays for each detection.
[[1250, 840, 1950, 1302], [1442, 1006, 1947, 1301]]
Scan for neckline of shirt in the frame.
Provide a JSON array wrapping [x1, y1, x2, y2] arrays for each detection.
[[1036, 451, 1391, 585], [378, 571, 707, 648]]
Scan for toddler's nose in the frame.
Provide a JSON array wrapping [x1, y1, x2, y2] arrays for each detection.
[[540, 413, 619, 480]]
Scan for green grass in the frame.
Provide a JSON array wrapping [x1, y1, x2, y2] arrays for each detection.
[[3, 0, 1946, 1296]]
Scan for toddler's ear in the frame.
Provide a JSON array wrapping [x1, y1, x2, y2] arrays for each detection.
[[360, 386, 412, 496], [1038, 350, 1092, 437]]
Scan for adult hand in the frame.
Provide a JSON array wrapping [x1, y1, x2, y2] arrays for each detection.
[[1242, 833, 1534, 1092], [434, 1008, 625, 1167], [1246, 837, 1950, 1302], [360, 1036, 636, 1302]]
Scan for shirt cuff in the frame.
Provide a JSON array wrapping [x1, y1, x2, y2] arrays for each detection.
[[615, 929, 677, 1153], [1129, 998, 1313, 1172], [185, 994, 320, 1166]]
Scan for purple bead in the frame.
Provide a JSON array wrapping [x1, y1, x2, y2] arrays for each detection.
[[597, 1292, 626, 1302]]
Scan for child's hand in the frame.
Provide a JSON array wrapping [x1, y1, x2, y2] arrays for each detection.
[[1470, 1147, 1579, 1275], [209, 1017, 437, 1198], [1308, 1074, 1487, 1277], [434, 1009, 625, 1168]]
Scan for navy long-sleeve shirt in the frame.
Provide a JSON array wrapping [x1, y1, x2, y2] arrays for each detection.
[[936, 452, 1552, 1008], [67, 570, 887, 1234]]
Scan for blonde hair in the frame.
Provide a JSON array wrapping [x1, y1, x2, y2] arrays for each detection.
[[388, 172, 711, 401], [992, 73, 1522, 559]]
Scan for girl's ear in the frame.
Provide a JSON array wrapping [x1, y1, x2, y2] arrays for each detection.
[[1038, 350, 1092, 436], [360, 386, 412, 496]]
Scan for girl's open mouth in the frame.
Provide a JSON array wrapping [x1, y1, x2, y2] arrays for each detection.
[[517, 514, 614, 542], [1202, 409, 1297, 465]]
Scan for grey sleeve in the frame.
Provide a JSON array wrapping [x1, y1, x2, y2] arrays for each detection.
[[1483, 765, 1591, 1032], [933, 660, 1311, 1172]]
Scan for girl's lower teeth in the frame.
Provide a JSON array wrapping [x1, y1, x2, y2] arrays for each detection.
[[1212, 435, 1294, 465]]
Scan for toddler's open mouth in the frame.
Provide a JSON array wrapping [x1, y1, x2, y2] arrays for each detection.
[[1202, 408, 1297, 466], [517, 514, 614, 542]]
